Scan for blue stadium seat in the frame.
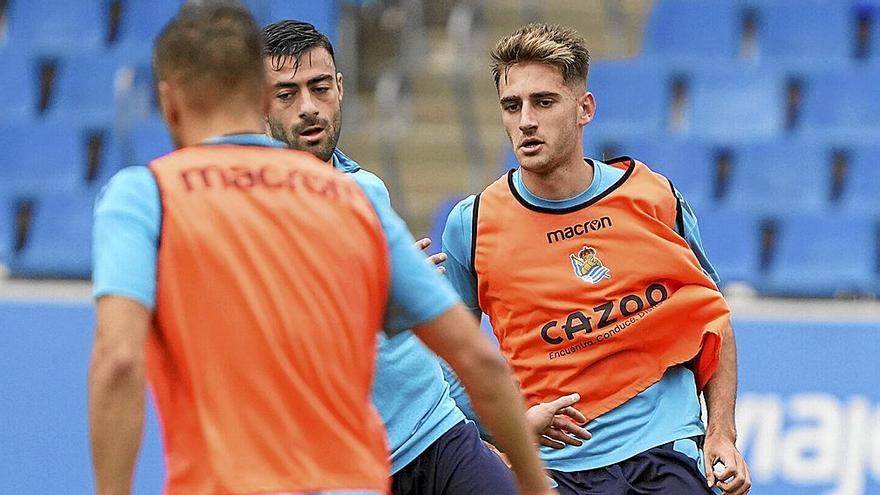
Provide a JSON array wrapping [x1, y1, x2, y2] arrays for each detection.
[[697, 209, 763, 288], [8, 192, 94, 279], [0, 50, 39, 122], [623, 137, 716, 212], [264, 0, 339, 41], [839, 144, 880, 214], [754, 0, 855, 67], [112, 0, 182, 62], [588, 61, 669, 134], [643, 0, 743, 61], [800, 69, 880, 139], [5, 0, 108, 54], [720, 140, 830, 215], [128, 118, 175, 165], [48, 53, 140, 125], [762, 213, 877, 297], [0, 122, 86, 198], [683, 68, 786, 139], [0, 197, 12, 266]]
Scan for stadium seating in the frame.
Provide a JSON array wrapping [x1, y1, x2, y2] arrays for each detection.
[[47, 53, 140, 125], [111, 0, 183, 62], [682, 67, 786, 140], [799, 68, 880, 139], [0, 122, 87, 198], [752, 0, 855, 68], [697, 209, 763, 288], [838, 144, 880, 215], [7, 191, 95, 279], [0, 197, 11, 266], [588, 61, 670, 134], [621, 137, 716, 212], [0, 49, 39, 122], [761, 213, 878, 297], [719, 139, 830, 215], [642, 0, 743, 62], [4, 0, 108, 55], [128, 118, 175, 166], [265, 0, 339, 40]]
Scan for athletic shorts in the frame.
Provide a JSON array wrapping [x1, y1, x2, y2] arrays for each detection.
[[391, 420, 516, 495], [548, 437, 721, 495]]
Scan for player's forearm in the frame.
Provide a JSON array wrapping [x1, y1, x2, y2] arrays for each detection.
[[88, 350, 146, 495], [415, 306, 550, 493], [703, 323, 738, 441], [455, 346, 550, 492]]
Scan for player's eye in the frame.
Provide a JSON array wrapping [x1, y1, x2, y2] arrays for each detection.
[[276, 92, 294, 101], [313, 86, 331, 94], [502, 102, 521, 112], [538, 99, 554, 108]]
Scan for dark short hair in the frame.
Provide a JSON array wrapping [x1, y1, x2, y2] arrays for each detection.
[[152, 1, 265, 104], [262, 20, 336, 72]]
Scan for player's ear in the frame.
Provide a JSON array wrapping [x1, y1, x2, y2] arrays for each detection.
[[336, 72, 344, 102], [578, 91, 595, 127], [157, 80, 178, 126]]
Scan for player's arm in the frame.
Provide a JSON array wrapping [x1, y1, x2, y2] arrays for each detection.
[[674, 188, 751, 494], [89, 297, 150, 495], [89, 167, 162, 495], [413, 306, 554, 495], [702, 324, 751, 495]]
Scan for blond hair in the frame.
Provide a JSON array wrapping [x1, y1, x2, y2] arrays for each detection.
[[490, 23, 590, 88]]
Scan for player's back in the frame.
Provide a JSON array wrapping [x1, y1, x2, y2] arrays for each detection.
[[146, 144, 391, 494]]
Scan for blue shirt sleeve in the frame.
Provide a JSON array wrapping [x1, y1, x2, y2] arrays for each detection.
[[350, 169, 461, 334], [440, 196, 481, 318], [92, 166, 161, 309], [672, 187, 721, 286]]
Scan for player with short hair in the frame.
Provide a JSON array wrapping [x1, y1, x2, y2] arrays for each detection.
[[88, 6, 553, 495], [261, 19, 584, 495], [442, 23, 752, 495]]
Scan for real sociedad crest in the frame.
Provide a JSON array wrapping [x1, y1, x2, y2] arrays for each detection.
[[570, 245, 611, 284]]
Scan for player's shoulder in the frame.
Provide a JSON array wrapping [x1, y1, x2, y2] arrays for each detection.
[[443, 195, 478, 237], [96, 166, 157, 211]]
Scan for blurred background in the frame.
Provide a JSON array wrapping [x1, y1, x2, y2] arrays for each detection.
[[0, 0, 879, 494]]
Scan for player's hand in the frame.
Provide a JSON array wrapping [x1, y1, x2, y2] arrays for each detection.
[[703, 432, 751, 494], [415, 237, 447, 274], [526, 393, 591, 449]]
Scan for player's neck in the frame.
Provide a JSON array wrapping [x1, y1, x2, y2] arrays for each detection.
[[175, 110, 266, 148], [520, 154, 594, 201]]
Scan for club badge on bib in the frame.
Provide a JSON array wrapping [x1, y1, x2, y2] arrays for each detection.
[[570, 245, 611, 284]]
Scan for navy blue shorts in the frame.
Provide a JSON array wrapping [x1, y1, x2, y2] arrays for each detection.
[[549, 437, 717, 495], [391, 420, 517, 495]]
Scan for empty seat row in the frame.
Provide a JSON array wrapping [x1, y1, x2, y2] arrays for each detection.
[[0, 0, 339, 56], [0, 192, 94, 278], [644, 0, 879, 67], [700, 211, 879, 297], [586, 61, 880, 139], [580, 136, 880, 216]]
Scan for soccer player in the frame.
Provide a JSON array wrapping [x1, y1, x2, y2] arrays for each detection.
[[88, 6, 554, 495], [442, 23, 752, 495], [261, 20, 587, 494]]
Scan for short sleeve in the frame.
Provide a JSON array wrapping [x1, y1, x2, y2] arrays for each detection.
[[92, 166, 162, 309], [440, 196, 481, 317], [671, 186, 721, 286]]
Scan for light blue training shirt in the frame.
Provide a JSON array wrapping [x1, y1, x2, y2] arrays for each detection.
[[442, 158, 721, 473], [92, 135, 466, 492]]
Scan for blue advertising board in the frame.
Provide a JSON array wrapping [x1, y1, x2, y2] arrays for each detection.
[[1, 302, 878, 494]]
